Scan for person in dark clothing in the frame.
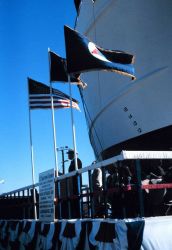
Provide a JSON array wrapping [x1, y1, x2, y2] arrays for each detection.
[[106, 164, 124, 218], [67, 149, 82, 218], [149, 159, 165, 178], [68, 149, 82, 171]]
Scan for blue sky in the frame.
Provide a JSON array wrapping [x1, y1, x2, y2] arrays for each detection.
[[0, 0, 95, 193]]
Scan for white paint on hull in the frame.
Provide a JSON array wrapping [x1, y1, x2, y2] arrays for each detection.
[[76, 0, 172, 157]]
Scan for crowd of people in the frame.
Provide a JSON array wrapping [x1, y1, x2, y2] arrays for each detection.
[[59, 151, 172, 219], [92, 161, 135, 218], [91, 159, 172, 218]]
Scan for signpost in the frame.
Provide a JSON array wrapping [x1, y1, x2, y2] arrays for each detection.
[[39, 168, 55, 222]]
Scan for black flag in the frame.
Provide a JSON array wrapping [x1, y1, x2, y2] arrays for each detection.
[[64, 25, 136, 79], [49, 50, 87, 88], [28, 78, 79, 110], [74, 0, 82, 14]]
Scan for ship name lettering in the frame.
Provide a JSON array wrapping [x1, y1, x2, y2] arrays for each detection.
[[137, 128, 142, 133], [133, 121, 137, 126], [123, 107, 142, 133]]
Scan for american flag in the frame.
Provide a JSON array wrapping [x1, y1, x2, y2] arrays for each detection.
[[28, 78, 79, 110]]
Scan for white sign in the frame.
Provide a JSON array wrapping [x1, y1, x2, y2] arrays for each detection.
[[121, 150, 172, 159], [39, 168, 55, 222]]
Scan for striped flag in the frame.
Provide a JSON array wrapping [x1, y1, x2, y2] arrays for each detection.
[[28, 78, 79, 110]]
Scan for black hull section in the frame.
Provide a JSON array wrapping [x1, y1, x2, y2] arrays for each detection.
[[102, 125, 172, 160]]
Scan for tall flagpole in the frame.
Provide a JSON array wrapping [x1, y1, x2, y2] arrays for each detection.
[[48, 48, 59, 177], [73, 6, 83, 170], [27, 78, 37, 220], [68, 75, 78, 171]]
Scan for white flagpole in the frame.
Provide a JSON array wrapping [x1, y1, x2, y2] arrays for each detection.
[[68, 75, 78, 171], [48, 48, 59, 177], [27, 78, 37, 220]]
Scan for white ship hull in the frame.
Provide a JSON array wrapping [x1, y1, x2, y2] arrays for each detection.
[[76, 0, 172, 159]]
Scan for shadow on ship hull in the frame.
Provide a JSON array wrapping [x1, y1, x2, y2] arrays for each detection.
[[102, 125, 172, 160]]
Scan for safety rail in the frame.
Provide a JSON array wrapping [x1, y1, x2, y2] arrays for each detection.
[[1, 151, 172, 220], [0, 183, 39, 219]]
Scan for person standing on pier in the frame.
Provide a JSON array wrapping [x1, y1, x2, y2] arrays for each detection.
[[68, 149, 82, 218]]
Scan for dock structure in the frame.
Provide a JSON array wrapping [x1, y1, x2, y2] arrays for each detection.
[[1, 151, 172, 249]]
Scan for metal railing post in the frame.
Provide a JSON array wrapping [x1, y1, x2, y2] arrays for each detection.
[[57, 181, 61, 219], [66, 178, 71, 219], [136, 159, 144, 217], [102, 166, 108, 218], [77, 173, 82, 218], [88, 170, 94, 218]]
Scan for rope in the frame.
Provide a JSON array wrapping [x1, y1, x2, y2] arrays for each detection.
[[78, 87, 104, 159], [92, 2, 104, 160]]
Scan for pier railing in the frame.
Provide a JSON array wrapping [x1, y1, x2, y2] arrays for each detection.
[[1, 151, 172, 220]]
